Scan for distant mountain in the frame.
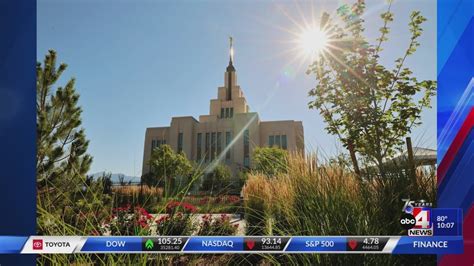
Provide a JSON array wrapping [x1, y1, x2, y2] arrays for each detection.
[[90, 172, 141, 183]]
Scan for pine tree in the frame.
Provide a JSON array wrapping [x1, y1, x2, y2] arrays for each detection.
[[36, 50, 92, 195]]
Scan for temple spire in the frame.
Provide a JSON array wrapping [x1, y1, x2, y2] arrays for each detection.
[[227, 36, 235, 72]]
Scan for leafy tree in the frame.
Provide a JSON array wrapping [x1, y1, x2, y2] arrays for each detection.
[[36, 49, 93, 203], [146, 144, 192, 197], [307, 0, 436, 175], [328, 153, 353, 172], [252, 147, 288, 177], [200, 164, 232, 194]]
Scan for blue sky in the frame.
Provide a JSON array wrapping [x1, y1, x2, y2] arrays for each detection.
[[37, 0, 437, 177]]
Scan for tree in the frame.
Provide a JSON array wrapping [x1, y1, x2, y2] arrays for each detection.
[[307, 0, 436, 175], [141, 172, 158, 187], [36, 50, 105, 236], [200, 164, 232, 194], [36, 49, 93, 199], [252, 147, 288, 177], [98, 172, 113, 195], [118, 174, 126, 186], [146, 144, 192, 197]]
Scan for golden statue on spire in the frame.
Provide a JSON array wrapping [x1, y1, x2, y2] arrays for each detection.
[[226, 36, 236, 72], [229, 36, 234, 63]]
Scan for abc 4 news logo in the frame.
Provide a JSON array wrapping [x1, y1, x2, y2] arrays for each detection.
[[400, 207, 433, 236]]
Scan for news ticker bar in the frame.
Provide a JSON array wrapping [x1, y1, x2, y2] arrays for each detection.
[[0, 236, 463, 254]]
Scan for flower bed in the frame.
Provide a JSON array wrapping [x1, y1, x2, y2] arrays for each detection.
[[101, 204, 154, 235]]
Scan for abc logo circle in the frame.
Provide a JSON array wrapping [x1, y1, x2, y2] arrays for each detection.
[[400, 213, 416, 229]]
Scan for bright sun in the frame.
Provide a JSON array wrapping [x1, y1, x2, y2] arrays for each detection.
[[297, 27, 329, 58]]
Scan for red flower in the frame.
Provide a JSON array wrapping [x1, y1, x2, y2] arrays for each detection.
[[135, 206, 153, 220], [199, 197, 209, 205], [182, 202, 197, 213], [227, 195, 240, 204], [138, 220, 148, 228], [165, 201, 197, 213], [156, 215, 170, 224], [165, 201, 180, 213]]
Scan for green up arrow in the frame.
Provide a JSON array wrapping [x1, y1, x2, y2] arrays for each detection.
[[145, 239, 154, 250]]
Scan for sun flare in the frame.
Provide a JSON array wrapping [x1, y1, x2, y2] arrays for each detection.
[[297, 27, 329, 58]]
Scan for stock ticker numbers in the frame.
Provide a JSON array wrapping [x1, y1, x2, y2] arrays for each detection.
[[346, 237, 390, 252], [141, 237, 188, 252], [243, 237, 290, 251]]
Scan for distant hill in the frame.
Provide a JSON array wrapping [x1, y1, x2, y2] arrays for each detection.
[[90, 172, 141, 184]]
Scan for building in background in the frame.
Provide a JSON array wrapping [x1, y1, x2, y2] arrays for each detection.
[[142, 39, 304, 176]]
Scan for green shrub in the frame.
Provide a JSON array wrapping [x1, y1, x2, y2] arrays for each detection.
[[252, 147, 288, 177], [200, 164, 232, 194]]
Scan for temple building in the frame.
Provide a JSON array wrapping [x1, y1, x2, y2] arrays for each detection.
[[142, 39, 304, 176]]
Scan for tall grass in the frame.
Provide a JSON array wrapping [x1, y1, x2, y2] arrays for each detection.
[[112, 185, 162, 212], [243, 152, 436, 265]]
